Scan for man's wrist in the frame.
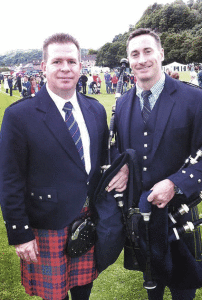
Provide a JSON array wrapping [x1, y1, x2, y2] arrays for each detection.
[[174, 184, 182, 194]]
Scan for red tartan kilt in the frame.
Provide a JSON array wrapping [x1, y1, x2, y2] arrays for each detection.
[[21, 208, 98, 300]]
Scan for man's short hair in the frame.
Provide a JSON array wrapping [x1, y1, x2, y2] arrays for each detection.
[[127, 28, 162, 54], [43, 33, 81, 62]]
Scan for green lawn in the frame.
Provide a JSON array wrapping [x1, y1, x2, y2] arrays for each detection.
[[0, 72, 202, 299]]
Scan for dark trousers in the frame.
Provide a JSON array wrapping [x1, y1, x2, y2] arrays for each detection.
[[146, 281, 196, 300], [43, 282, 93, 300], [9, 88, 12, 96]]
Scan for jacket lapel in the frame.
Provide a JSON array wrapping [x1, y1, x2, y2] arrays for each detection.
[[121, 88, 136, 150], [151, 75, 177, 159], [35, 86, 86, 172]]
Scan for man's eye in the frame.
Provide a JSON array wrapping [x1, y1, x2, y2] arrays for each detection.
[[145, 49, 152, 54]]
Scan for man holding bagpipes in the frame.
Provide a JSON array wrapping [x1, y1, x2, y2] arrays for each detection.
[[113, 28, 202, 299]]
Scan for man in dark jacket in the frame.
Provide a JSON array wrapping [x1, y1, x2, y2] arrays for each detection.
[[17, 74, 22, 93], [114, 28, 202, 300], [0, 33, 128, 300], [80, 73, 88, 94], [21, 75, 31, 97], [7, 75, 13, 96]]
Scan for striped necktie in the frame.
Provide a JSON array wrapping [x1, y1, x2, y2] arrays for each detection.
[[63, 102, 85, 166], [142, 90, 152, 123]]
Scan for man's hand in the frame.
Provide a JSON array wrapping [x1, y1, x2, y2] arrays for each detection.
[[147, 179, 175, 208], [107, 164, 129, 192], [15, 239, 39, 263]]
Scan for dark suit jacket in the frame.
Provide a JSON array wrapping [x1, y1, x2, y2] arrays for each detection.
[[115, 74, 202, 200], [114, 74, 202, 285], [0, 85, 109, 245]]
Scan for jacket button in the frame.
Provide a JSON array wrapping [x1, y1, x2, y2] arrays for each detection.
[[143, 167, 147, 171]]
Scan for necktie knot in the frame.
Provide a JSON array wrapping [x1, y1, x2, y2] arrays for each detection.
[[141, 90, 152, 100], [63, 101, 73, 112]]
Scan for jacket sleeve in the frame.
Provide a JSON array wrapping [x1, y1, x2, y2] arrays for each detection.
[[168, 91, 202, 200], [0, 107, 35, 245]]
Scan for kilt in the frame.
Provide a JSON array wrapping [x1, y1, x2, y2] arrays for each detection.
[[21, 208, 98, 300]]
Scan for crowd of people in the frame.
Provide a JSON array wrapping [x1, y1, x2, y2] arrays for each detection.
[[2, 66, 199, 100], [1, 73, 46, 97], [103, 70, 136, 94], [76, 70, 136, 96], [166, 66, 202, 87]]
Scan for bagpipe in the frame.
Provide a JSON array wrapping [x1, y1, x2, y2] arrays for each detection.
[[94, 59, 202, 290]]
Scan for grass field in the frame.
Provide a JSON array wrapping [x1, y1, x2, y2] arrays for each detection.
[[0, 71, 202, 299]]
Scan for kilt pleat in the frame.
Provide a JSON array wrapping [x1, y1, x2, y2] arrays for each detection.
[[21, 209, 98, 300]]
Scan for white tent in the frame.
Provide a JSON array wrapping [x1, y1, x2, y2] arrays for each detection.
[[162, 62, 188, 72]]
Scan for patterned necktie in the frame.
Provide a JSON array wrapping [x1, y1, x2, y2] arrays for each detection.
[[142, 90, 152, 123], [63, 102, 85, 166]]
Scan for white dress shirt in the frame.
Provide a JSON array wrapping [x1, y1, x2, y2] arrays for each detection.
[[46, 85, 91, 174]]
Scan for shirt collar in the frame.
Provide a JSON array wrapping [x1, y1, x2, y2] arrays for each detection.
[[136, 73, 165, 99], [46, 84, 77, 112]]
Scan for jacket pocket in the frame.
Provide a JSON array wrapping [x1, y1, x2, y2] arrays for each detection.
[[28, 187, 58, 203]]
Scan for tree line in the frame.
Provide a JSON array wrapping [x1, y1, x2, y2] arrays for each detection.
[[1, 0, 202, 69], [0, 49, 42, 67], [96, 0, 202, 68]]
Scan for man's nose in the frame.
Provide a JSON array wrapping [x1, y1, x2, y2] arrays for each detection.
[[61, 61, 71, 72], [139, 53, 147, 64]]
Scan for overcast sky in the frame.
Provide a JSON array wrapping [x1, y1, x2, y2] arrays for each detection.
[[1, 0, 176, 54]]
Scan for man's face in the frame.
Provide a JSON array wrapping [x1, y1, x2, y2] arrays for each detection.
[[128, 34, 164, 88], [41, 42, 81, 99]]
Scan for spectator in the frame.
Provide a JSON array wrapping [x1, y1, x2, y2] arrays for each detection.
[[7, 76, 13, 96], [104, 71, 112, 94], [17, 74, 22, 93], [198, 70, 202, 88], [80, 73, 88, 94], [22, 75, 31, 97], [111, 73, 118, 93], [30, 77, 41, 96], [170, 71, 179, 80], [190, 71, 199, 86], [87, 74, 93, 94], [123, 73, 129, 93], [93, 73, 98, 83], [4, 75, 9, 93], [97, 74, 102, 88]]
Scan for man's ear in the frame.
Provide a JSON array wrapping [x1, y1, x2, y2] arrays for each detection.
[[161, 48, 164, 62], [41, 61, 46, 76]]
